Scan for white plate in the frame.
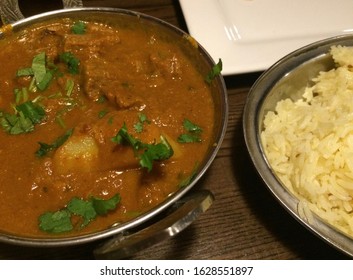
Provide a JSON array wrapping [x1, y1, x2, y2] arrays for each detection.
[[179, 0, 353, 75]]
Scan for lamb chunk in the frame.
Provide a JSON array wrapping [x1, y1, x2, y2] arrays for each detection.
[[104, 86, 143, 110], [63, 33, 121, 59], [26, 28, 64, 61], [82, 57, 143, 109], [40, 29, 64, 60]]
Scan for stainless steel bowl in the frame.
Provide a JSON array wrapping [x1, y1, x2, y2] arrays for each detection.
[[0, 7, 228, 259], [243, 34, 353, 257]]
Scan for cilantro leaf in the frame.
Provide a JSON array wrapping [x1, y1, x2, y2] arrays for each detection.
[[133, 122, 144, 133], [177, 133, 201, 143], [139, 136, 174, 171], [98, 110, 108, 119], [91, 194, 121, 216], [37, 71, 54, 91], [183, 119, 203, 133], [16, 100, 46, 124], [14, 87, 29, 104], [29, 52, 55, 91], [65, 79, 74, 96], [32, 52, 47, 86], [142, 140, 173, 170], [39, 210, 73, 233], [71, 21, 86, 34], [112, 124, 174, 171], [16, 52, 53, 91], [16, 67, 34, 77], [177, 119, 203, 143], [36, 128, 73, 157], [67, 197, 97, 227], [59, 52, 80, 74], [38, 193, 121, 234], [111, 123, 143, 150], [134, 113, 150, 133], [178, 165, 198, 188], [138, 113, 149, 123], [205, 58, 222, 84], [0, 101, 46, 135], [0, 111, 34, 134]]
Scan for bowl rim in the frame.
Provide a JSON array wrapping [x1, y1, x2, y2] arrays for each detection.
[[243, 33, 353, 258], [0, 7, 228, 247]]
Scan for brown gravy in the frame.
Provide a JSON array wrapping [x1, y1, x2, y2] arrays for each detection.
[[0, 17, 215, 238]]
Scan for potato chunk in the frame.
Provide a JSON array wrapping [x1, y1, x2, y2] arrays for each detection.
[[53, 135, 99, 174]]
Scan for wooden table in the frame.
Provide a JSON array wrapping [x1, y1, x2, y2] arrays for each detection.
[[0, 0, 350, 260]]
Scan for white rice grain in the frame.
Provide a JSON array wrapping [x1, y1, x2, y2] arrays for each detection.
[[262, 45, 353, 238]]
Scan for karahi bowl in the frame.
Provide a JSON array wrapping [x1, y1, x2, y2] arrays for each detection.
[[0, 6, 228, 259]]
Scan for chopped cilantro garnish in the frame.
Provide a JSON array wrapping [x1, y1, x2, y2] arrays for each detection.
[[48, 92, 63, 99], [17, 101, 46, 124], [16, 52, 55, 91], [71, 21, 86, 34], [92, 194, 121, 215], [178, 165, 198, 188], [67, 197, 97, 227], [35, 128, 73, 157], [28, 77, 37, 92], [139, 136, 173, 171], [0, 111, 33, 134], [14, 87, 29, 104], [37, 71, 54, 91], [55, 115, 66, 128], [205, 58, 222, 84], [0, 101, 46, 135], [39, 209, 73, 233], [112, 123, 142, 150], [112, 123, 174, 171], [177, 119, 203, 143], [65, 79, 74, 96], [134, 113, 150, 133], [138, 113, 149, 123], [98, 110, 108, 119], [39, 194, 121, 234], [133, 122, 143, 133], [32, 52, 56, 91], [183, 119, 202, 133], [16, 67, 34, 77], [32, 52, 47, 85], [59, 52, 80, 74], [177, 133, 201, 143]]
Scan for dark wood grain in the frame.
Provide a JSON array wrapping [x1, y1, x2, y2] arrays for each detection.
[[0, 0, 350, 260]]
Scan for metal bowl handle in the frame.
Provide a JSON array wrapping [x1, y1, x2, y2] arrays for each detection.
[[94, 190, 214, 259], [0, 0, 83, 24]]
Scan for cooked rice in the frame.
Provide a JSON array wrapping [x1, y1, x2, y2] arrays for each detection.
[[261, 45, 353, 237]]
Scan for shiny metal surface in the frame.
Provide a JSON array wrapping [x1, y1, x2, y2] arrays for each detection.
[[0, 7, 228, 252], [243, 34, 353, 257], [94, 190, 214, 259]]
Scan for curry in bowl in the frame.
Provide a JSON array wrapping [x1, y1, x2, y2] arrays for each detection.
[[0, 12, 223, 239]]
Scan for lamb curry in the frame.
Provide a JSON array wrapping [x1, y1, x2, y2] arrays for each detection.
[[0, 15, 218, 238]]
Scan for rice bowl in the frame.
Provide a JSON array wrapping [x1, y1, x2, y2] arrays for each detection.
[[262, 45, 353, 238], [243, 34, 353, 257]]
